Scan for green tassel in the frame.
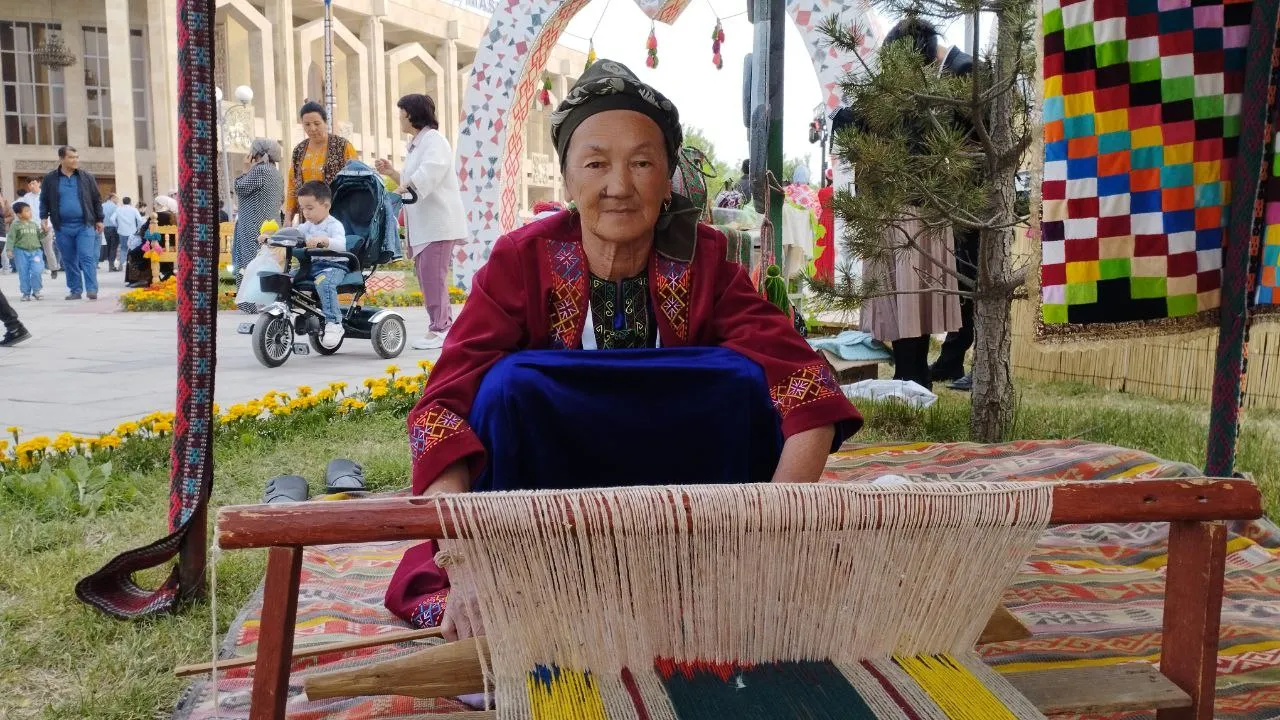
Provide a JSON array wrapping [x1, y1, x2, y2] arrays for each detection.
[[764, 264, 789, 314]]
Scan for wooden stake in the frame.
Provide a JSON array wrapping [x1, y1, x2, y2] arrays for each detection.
[[1156, 520, 1228, 720], [174, 626, 442, 677], [250, 546, 303, 720], [304, 635, 490, 700]]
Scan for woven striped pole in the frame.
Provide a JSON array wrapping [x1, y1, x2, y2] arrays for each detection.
[[73, 0, 218, 617], [1206, 0, 1280, 477]]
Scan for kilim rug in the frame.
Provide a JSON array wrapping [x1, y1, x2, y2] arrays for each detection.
[[174, 440, 1280, 719], [1037, 0, 1273, 338], [1255, 131, 1280, 316]]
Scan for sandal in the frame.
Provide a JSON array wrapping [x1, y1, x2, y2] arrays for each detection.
[[324, 459, 366, 495], [263, 475, 310, 504]]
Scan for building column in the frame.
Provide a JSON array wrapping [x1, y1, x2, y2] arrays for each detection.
[[61, 15, 89, 149], [442, 21, 460, 144], [362, 16, 387, 160], [105, 0, 138, 198], [265, 0, 297, 146], [148, 0, 179, 194]]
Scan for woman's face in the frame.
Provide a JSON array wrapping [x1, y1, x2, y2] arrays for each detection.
[[398, 108, 414, 135], [301, 112, 328, 142], [564, 110, 670, 247]]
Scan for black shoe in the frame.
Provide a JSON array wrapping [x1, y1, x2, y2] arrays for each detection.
[[109, 265, 119, 272], [929, 363, 964, 382], [87, 292, 98, 300], [947, 374, 973, 392], [65, 293, 81, 300], [51, 270, 58, 279], [0, 326, 31, 347]]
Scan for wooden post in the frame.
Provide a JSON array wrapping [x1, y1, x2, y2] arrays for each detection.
[[250, 546, 303, 720], [1157, 520, 1228, 720], [177, 502, 207, 601]]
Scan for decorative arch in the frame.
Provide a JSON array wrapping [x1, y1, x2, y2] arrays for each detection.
[[213, 0, 279, 136], [386, 42, 447, 158], [451, 0, 884, 288], [296, 16, 372, 151]]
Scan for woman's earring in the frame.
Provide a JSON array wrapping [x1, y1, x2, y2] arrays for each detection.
[[566, 200, 578, 213], [662, 197, 672, 212]]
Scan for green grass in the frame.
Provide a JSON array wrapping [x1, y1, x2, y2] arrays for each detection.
[[0, 381, 1275, 718]]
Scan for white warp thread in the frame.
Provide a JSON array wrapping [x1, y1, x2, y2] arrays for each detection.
[[436, 482, 1052, 715]]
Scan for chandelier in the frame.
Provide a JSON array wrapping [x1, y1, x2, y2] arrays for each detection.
[[35, 31, 77, 69]]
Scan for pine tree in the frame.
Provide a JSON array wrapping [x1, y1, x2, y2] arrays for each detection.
[[817, 2, 1036, 441]]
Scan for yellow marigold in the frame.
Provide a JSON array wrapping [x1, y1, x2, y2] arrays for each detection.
[[117, 421, 140, 436], [362, 377, 378, 388], [53, 433, 76, 453], [385, 364, 401, 376], [6, 425, 21, 436], [97, 434, 122, 449], [219, 415, 237, 425], [25, 436, 51, 451], [329, 381, 348, 392], [297, 385, 313, 396], [370, 386, 388, 399], [153, 420, 173, 434], [315, 389, 335, 402], [417, 359, 434, 371], [274, 406, 293, 416]]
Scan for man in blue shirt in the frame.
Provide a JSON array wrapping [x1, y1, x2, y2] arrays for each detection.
[[101, 193, 120, 272], [39, 146, 104, 300]]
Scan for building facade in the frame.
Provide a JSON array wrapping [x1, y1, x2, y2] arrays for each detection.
[[0, 0, 583, 216]]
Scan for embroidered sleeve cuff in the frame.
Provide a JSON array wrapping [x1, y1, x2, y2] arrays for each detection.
[[770, 363, 863, 451], [409, 403, 487, 493]]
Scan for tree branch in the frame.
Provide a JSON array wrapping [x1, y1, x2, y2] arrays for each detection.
[[864, 287, 975, 300]]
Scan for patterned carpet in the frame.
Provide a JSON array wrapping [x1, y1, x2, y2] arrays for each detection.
[[175, 440, 1280, 719]]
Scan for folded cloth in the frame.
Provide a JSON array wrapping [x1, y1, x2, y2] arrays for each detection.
[[385, 347, 787, 625], [808, 330, 894, 363]]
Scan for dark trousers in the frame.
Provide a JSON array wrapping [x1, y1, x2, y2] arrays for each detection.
[[0, 288, 21, 332], [892, 335, 932, 389], [933, 227, 979, 378], [103, 228, 120, 267]]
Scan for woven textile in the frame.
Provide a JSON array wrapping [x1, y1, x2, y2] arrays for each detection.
[[1039, 0, 1252, 335], [76, 0, 220, 619], [1255, 132, 1280, 311], [177, 440, 1280, 719]]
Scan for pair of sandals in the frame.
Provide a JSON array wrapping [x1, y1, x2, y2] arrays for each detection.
[[263, 459, 367, 503]]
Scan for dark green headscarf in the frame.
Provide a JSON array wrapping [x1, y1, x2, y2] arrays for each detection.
[[550, 59, 683, 172]]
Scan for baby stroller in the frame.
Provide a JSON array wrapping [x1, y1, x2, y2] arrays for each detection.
[[239, 161, 414, 367]]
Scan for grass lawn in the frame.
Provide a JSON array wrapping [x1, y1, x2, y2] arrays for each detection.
[[0, 380, 1276, 719]]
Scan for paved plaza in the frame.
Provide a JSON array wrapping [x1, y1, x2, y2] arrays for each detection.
[[0, 271, 443, 437]]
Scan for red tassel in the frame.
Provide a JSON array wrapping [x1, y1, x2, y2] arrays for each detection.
[[710, 19, 724, 69]]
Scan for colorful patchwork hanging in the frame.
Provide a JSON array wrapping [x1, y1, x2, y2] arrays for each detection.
[[1255, 132, 1280, 313], [1037, 0, 1254, 338]]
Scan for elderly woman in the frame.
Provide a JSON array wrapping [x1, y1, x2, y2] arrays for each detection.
[[233, 138, 285, 312], [384, 60, 862, 638], [285, 102, 357, 226], [375, 93, 468, 350]]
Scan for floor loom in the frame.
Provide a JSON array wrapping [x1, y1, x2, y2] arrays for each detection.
[[214, 478, 1261, 719]]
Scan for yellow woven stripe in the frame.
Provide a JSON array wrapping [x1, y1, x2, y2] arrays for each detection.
[[995, 638, 1280, 674], [896, 654, 1018, 720], [527, 667, 608, 720]]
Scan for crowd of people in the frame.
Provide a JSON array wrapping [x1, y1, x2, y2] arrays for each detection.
[[0, 91, 469, 353]]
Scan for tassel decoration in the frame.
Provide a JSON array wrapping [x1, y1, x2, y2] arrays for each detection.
[[711, 19, 724, 70], [645, 23, 659, 68], [586, 41, 597, 71], [539, 75, 552, 107]]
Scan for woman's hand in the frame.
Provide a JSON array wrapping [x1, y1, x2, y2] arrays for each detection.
[[425, 460, 475, 641], [439, 584, 482, 642], [770, 425, 837, 483], [375, 158, 400, 183]]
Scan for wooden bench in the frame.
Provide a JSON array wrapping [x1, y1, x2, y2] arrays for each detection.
[[148, 222, 235, 279], [214, 478, 1261, 720]]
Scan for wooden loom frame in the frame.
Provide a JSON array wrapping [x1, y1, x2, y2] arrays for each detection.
[[214, 477, 1262, 720]]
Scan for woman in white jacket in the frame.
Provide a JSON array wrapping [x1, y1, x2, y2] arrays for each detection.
[[376, 94, 469, 350]]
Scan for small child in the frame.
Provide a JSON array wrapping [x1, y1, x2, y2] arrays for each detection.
[[266, 181, 349, 345], [6, 202, 44, 301]]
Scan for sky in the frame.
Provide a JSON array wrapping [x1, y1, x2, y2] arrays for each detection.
[[547, 1, 985, 181]]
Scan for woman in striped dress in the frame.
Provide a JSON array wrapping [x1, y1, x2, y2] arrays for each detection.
[[233, 138, 285, 313]]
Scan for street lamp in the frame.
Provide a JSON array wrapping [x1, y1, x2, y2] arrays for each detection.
[[215, 84, 255, 215]]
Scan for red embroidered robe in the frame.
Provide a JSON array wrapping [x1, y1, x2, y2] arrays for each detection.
[[407, 211, 862, 494], [389, 211, 862, 626]]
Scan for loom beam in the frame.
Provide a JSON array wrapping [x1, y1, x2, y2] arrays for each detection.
[[216, 478, 1262, 550], [220, 478, 1260, 720]]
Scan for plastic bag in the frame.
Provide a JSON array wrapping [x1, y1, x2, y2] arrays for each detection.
[[235, 247, 284, 307]]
